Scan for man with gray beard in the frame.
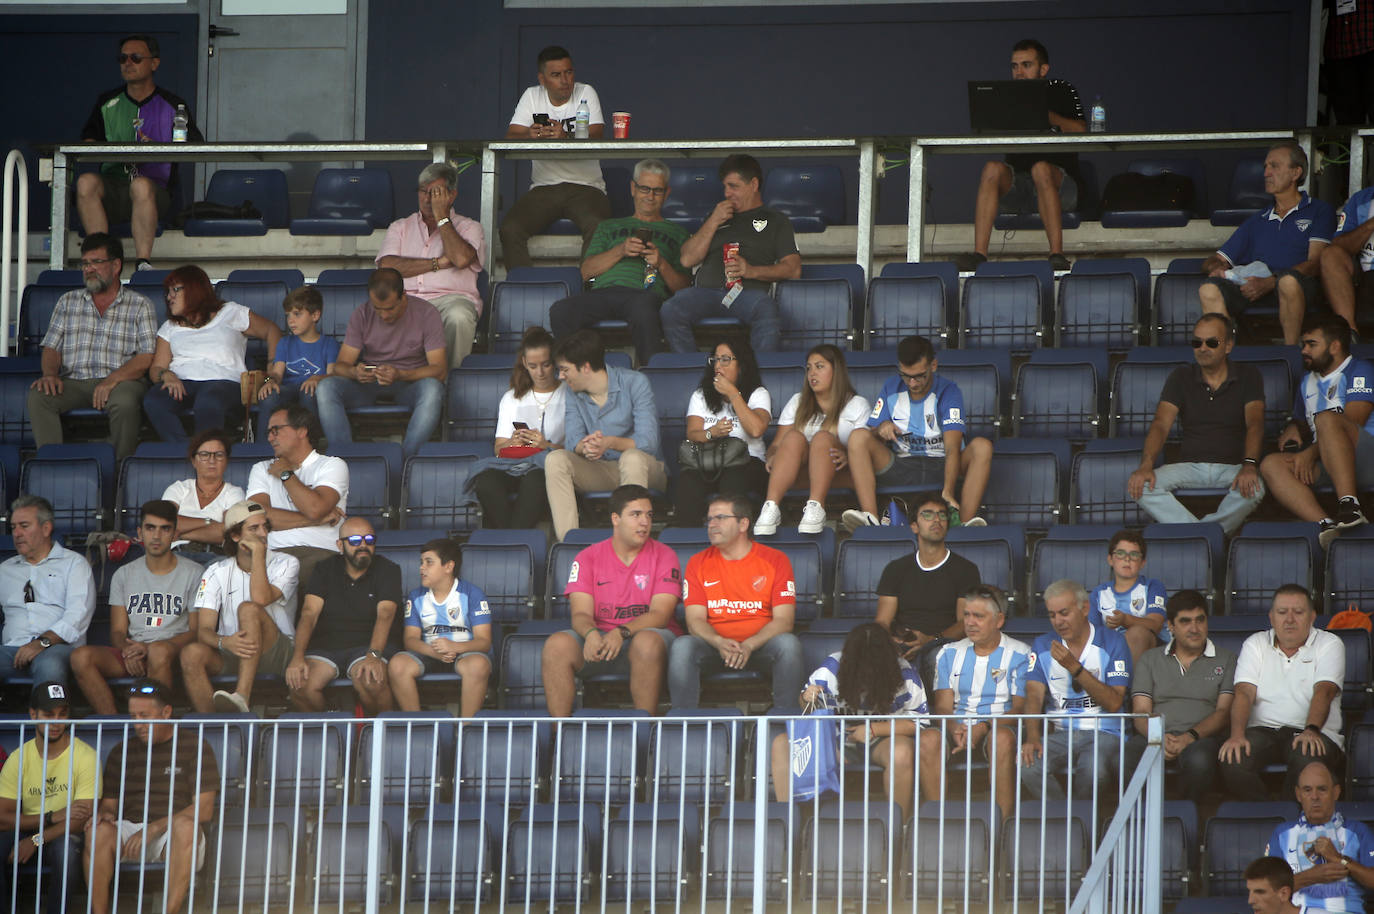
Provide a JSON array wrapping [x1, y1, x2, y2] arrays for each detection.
[[26, 233, 157, 458]]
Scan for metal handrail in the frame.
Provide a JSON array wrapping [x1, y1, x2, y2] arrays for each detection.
[[2, 149, 27, 358]]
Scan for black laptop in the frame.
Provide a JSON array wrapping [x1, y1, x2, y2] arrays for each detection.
[[968, 80, 1050, 133]]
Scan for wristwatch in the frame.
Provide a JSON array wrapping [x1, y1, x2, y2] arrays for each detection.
[[279, 469, 294, 482], [367, 650, 383, 660], [30, 833, 42, 847], [436, 217, 451, 228], [617, 625, 632, 640], [36, 637, 51, 649], [705, 428, 713, 440]]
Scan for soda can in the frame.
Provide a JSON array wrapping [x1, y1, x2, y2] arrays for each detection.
[[723, 242, 741, 291]]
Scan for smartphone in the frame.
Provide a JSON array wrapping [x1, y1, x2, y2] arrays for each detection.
[[633, 227, 654, 244], [360, 364, 378, 372], [1281, 440, 1301, 453], [532, 113, 551, 126], [512, 421, 529, 430]]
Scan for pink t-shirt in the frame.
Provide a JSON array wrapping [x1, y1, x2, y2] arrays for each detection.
[[342, 295, 447, 371], [564, 538, 684, 634], [376, 211, 486, 314]]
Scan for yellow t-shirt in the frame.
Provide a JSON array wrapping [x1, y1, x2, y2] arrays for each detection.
[[0, 738, 98, 816]]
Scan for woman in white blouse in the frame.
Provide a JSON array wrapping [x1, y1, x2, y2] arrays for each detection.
[[755, 344, 870, 536], [143, 265, 280, 441], [161, 428, 246, 564], [471, 326, 566, 528], [676, 338, 771, 526]]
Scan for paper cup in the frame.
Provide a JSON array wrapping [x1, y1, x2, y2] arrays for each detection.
[[612, 112, 631, 139]]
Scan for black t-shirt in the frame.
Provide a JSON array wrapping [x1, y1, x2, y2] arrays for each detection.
[[102, 735, 218, 825], [1005, 78, 1084, 178], [876, 549, 981, 636], [305, 553, 404, 650], [1159, 361, 1266, 465], [693, 205, 800, 292]]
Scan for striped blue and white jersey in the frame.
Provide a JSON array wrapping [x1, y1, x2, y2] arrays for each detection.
[[1028, 624, 1133, 734], [934, 633, 1032, 718], [1293, 356, 1374, 439]]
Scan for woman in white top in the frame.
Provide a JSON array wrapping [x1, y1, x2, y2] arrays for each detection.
[[755, 344, 870, 536], [471, 326, 566, 528], [161, 427, 246, 564], [144, 265, 280, 442], [676, 338, 772, 525]]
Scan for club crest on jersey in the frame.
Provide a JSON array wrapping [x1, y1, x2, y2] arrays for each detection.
[[753, 219, 767, 232], [990, 668, 1004, 681], [1132, 598, 1143, 612], [1297, 219, 1313, 232], [752, 575, 767, 592], [634, 574, 647, 590], [790, 735, 812, 776], [926, 413, 937, 430]]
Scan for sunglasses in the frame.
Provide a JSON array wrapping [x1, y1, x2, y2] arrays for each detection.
[[117, 53, 153, 64], [1190, 337, 1223, 349], [23, 581, 34, 603], [128, 684, 160, 696], [343, 534, 377, 546]]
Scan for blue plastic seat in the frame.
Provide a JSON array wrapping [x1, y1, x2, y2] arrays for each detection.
[[1144, 522, 1223, 608], [311, 807, 394, 904], [499, 620, 563, 710], [1226, 521, 1319, 615], [1230, 346, 1298, 437], [937, 347, 1009, 440], [659, 166, 719, 231], [400, 442, 486, 531], [222, 442, 273, 492], [1204, 804, 1292, 896], [19, 284, 79, 356], [555, 710, 649, 805], [255, 712, 351, 808], [314, 284, 366, 341], [999, 804, 1090, 900], [1029, 525, 1117, 604], [183, 169, 289, 236], [704, 802, 795, 901], [1152, 262, 1206, 345], [289, 168, 394, 235], [961, 272, 1045, 353], [405, 805, 492, 903], [444, 368, 513, 442], [763, 165, 846, 232], [456, 711, 550, 804], [602, 802, 702, 901], [639, 365, 701, 449], [865, 274, 954, 350], [357, 712, 455, 804], [800, 800, 898, 900], [1326, 528, 1374, 614], [115, 452, 187, 532], [180, 713, 254, 808], [1110, 358, 1188, 438], [207, 812, 295, 906], [325, 441, 401, 528], [981, 438, 1068, 532], [22, 444, 113, 536], [903, 802, 996, 902], [35, 269, 83, 286], [948, 524, 1026, 613], [488, 281, 568, 353], [1013, 349, 1103, 441], [0, 444, 18, 508], [758, 532, 827, 622], [833, 527, 913, 618], [1069, 439, 1151, 527], [1100, 158, 1208, 228], [1211, 158, 1268, 226], [460, 529, 544, 625], [649, 712, 740, 806], [1054, 271, 1140, 350], [775, 277, 852, 350], [227, 268, 304, 288], [505, 804, 599, 903]]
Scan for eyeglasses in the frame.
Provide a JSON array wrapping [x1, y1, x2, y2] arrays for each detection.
[[705, 514, 741, 524], [917, 509, 949, 521], [266, 424, 295, 437], [116, 53, 153, 64], [632, 182, 667, 198], [898, 369, 932, 383], [80, 258, 116, 268], [708, 354, 736, 366], [193, 450, 227, 461], [1190, 337, 1222, 349], [1111, 549, 1144, 561], [343, 534, 377, 546]]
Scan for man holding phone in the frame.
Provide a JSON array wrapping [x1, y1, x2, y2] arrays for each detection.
[[548, 159, 690, 366]]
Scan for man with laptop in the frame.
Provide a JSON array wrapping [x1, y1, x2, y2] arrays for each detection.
[[956, 39, 1086, 273]]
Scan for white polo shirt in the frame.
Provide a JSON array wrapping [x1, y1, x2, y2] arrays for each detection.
[[1234, 627, 1345, 747], [246, 449, 349, 552]]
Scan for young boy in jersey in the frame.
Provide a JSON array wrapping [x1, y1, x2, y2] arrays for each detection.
[[388, 538, 492, 715], [255, 286, 339, 440], [1091, 530, 1167, 663]]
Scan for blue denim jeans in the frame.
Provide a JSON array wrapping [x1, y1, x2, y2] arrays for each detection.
[[1020, 727, 1124, 800], [0, 832, 83, 914], [1135, 461, 1264, 534], [143, 379, 243, 442], [660, 287, 781, 353], [315, 375, 443, 458], [0, 643, 75, 684], [668, 631, 804, 711]]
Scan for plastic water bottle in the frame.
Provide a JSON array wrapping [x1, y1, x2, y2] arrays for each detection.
[[574, 100, 590, 139], [172, 105, 189, 142], [1089, 96, 1107, 133]]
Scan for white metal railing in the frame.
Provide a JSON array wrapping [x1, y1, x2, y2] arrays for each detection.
[[2, 148, 28, 358], [0, 711, 1161, 914]]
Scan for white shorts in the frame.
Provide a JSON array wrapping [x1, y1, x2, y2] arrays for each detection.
[[116, 819, 207, 870]]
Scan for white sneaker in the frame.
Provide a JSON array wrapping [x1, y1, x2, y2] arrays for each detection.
[[841, 509, 881, 532], [213, 690, 249, 713], [135, 260, 155, 271], [798, 500, 827, 534], [754, 500, 781, 536], [963, 516, 987, 527]]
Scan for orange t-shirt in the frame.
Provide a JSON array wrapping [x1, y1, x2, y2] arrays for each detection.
[[683, 542, 796, 641]]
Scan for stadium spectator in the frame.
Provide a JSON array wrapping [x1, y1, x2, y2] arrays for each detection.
[[671, 493, 803, 711], [1199, 141, 1335, 344], [541, 485, 680, 716], [1020, 579, 1132, 800], [26, 233, 156, 460], [1260, 314, 1372, 548], [545, 330, 665, 540], [0, 495, 96, 685], [161, 429, 245, 566], [660, 153, 801, 353], [1090, 530, 1166, 663], [1128, 313, 1266, 533], [469, 326, 566, 529], [1244, 856, 1304, 914], [1265, 760, 1374, 909], [180, 500, 298, 714], [286, 517, 401, 714], [772, 623, 930, 819], [76, 35, 201, 269], [388, 538, 491, 716], [1220, 584, 1345, 799], [842, 335, 992, 530], [501, 45, 608, 269], [0, 683, 94, 914], [1317, 183, 1373, 341], [754, 344, 869, 536], [548, 158, 690, 366], [376, 162, 485, 369], [954, 38, 1085, 273], [1125, 589, 1235, 803], [247, 404, 347, 592], [875, 491, 982, 685], [315, 268, 447, 458], [924, 585, 1030, 818], [144, 265, 281, 442], [70, 500, 201, 714], [675, 338, 771, 526], [253, 286, 337, 439], [85, 680, 216, 914]]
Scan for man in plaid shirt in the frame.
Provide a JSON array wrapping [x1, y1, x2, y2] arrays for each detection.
[[26, 234, 157, 459]]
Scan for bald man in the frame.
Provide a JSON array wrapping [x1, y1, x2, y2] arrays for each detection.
[[285, 518, 403, 712]]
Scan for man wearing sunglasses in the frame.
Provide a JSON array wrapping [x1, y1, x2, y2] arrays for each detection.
[[1128, 314, 1266, 534], [285, 517, 402, 714], [549, 159, 691, 366], [77, 35, 201, 271]]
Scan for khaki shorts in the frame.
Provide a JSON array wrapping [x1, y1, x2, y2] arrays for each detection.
[[218, 633, 294, 676]]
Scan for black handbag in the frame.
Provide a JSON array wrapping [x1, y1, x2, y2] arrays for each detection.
[[677, 436, 751, 480]]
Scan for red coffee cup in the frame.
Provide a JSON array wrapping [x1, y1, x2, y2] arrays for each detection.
[[723, 242, 741, 290], [612, 112, 631, 139]]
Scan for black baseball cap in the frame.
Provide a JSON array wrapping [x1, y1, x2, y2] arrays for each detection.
[[30, 682, 69, 711]]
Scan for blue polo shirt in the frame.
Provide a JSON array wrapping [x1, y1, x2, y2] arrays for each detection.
[[1294, 355, 1374, 439], [1336, 186, 1374, 271], [1218, 191, 1335, 271], [1027, 623, 1133, 734], [866, 374, 966, 459], [1267, 812, 1374, 912]]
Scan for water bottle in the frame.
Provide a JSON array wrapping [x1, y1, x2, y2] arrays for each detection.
[[1089, 96, 1106, 134], [172, 104, 189, 142], [574, 100, 590, 139]]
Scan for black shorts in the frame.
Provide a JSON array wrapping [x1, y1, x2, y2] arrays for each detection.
[[96, 173, 172, 224], [1201, 269, 1322, 316]]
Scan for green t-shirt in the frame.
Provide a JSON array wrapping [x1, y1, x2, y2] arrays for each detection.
[[0, 738, 98, 816], [585, 217, 689, 300]]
